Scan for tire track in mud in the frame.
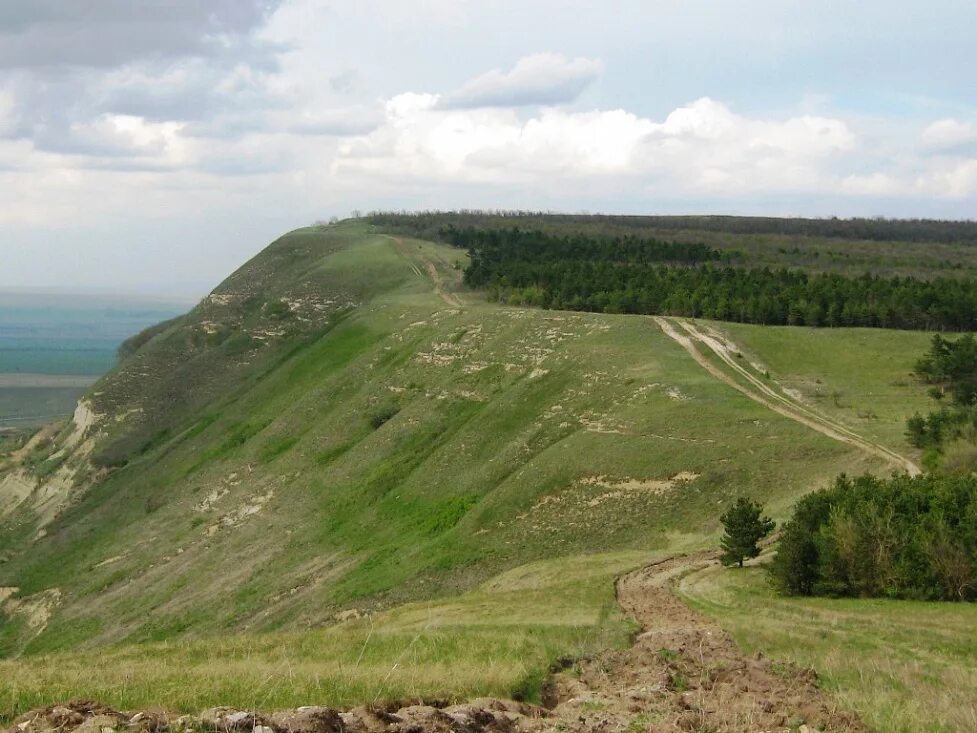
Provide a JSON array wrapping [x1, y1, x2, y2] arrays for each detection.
[[652, 316, 920, 475]]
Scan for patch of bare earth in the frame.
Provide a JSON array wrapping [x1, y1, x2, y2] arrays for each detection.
[[540, 553, 865, 732], [5, 554, 864, 733]]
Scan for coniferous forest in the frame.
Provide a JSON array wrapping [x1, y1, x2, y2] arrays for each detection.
[[441, 225, 977, 331]]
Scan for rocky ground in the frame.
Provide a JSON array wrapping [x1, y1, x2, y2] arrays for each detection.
[[4, 553, 865, 733]]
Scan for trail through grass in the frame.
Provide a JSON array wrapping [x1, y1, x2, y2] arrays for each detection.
[[678, 559, 977, 733]]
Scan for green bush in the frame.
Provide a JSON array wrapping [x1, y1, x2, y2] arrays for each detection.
[[772, 473, 977, 601]]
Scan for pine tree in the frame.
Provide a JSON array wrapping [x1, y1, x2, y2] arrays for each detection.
[[720, 497, 776, 567]]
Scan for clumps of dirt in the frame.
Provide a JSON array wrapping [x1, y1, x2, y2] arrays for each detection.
[[195, 473, 241, 513], [205, 488, 275, 536], [92, 555, 123, 569], [507, 473, 696, 534], [8, 700, 545, 733], [577, 414, 627, 435], [539, 553, 867, 732], [664, 387, 691, 402]]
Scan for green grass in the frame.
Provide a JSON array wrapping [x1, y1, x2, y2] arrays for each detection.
[[2, 262, 889, 654], [0, 551, 646, 721], [718, 322, 934, 454], [678, 559, 977, 733]]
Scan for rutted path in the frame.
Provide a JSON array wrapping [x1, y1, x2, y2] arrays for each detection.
[[385, 235, 464, 308], [652, 316, 920, 475], [7, 553, 866, 733], [534, 552, 866, 732]]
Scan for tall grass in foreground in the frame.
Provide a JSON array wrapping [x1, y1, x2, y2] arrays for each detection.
[[678, 560, 977, 733], [0, 552, 647, 722]]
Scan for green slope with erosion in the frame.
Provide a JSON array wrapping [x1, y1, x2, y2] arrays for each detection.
[[0, 219, 938, 719]]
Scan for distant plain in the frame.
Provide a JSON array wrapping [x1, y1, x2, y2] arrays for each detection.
[[0, 292, 187, 428]]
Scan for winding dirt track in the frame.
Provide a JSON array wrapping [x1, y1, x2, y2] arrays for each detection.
[[652, 316, 920, 475], [536, 551, 867, 732], [385, 235, 463, 308]]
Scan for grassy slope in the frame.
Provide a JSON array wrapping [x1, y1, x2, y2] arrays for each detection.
[[0, 551, 647, 719], [0, 223, 884, 653], [716, 323, 933, 453], [0, 221, 946, 721], [678, 559, 977, 733]]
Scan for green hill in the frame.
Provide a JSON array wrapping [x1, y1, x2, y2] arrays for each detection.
[[0, 219, 939, 720]]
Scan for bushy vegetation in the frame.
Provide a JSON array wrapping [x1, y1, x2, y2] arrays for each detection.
[[906, 335, 977, 474], [448, 225, 977, 330], [772, 473, 977, 601]]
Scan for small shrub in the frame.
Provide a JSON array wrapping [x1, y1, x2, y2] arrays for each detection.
[[224, 333, 258, 356], [264, 300, 293, 320], [939, 438, 977, 475]]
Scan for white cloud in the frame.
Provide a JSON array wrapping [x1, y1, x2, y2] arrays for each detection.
[[921, 118, 977, 152], [439, 53, 603, 109], [336, 95, 857, 194], [916, 159, 977, 198], [33, 113, 186, 160]]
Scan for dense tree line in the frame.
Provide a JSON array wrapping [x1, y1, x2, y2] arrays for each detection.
[[772, 473, 977, 601], [453, 225, 723, 271], [444, 226, 977, 330], [369, 210, 977, 246]]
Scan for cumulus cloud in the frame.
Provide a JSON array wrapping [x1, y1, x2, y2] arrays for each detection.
[[916, 159, 977, 198], [921, 118, 977, 153], [33, 114, 185, 160], [439, 53, 603, 109], [336, 94, 857, 194]]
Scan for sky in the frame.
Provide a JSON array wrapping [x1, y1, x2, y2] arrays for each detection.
[[1, 1, 976, 297]]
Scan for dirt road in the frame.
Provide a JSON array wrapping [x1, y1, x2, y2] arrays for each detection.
[[652, 316, 920, 475], [385, 235, 463, 308]]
